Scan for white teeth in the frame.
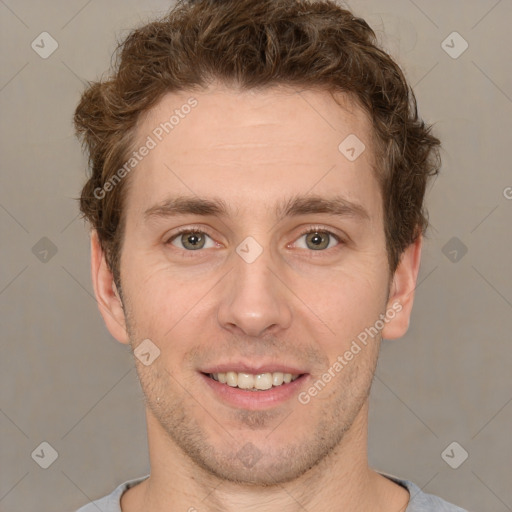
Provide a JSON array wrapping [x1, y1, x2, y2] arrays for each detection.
[[237, 373, 254, 389], [272, 372, 284, 386], [226, 371, 238, 387], [254, 373, 273, 390], [209, 371, 300, 390]]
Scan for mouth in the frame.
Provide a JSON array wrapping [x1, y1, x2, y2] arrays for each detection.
[[205, 371, 302, 391], [200, 368, 309, 410]]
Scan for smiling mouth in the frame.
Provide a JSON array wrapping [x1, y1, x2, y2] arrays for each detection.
[[204, 371, 302, 391]]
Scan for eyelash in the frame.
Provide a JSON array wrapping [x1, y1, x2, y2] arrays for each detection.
[[295, 226, 344, 249], [166, 225, 345, 253]]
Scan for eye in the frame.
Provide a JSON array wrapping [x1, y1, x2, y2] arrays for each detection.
[[168, 229, 217, 251], [166, 226, 343, 253], [293, 228, 342, 251]]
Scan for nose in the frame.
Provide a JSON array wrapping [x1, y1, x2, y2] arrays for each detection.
[[216, 245, 292, 338]]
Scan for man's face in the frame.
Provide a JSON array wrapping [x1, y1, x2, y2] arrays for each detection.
[[115, 85, 394, 484]]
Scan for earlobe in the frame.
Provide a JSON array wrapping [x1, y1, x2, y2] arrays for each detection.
[[381, 234, 423, 340], [90, 230, 130, 344]]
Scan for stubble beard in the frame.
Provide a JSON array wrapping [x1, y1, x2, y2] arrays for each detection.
[[127, 324, 380, 486]]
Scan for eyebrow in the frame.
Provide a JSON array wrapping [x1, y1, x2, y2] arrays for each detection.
[[143, 193, 371, 224]]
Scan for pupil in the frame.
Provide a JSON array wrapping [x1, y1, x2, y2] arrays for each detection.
[[188, 234, 201, 245], [307, 232, 328, 250]]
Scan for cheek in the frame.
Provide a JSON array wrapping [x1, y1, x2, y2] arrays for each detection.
[[123, 255, 189, 318], [122, 232, 389, 347], [121, 258, 221, 358], [294, 261, 389, 347]]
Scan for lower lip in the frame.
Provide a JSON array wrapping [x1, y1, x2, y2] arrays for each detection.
[[200, 373, 309, 410]]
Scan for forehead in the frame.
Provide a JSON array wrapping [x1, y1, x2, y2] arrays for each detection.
[[126, 85, 380, 224], [137, 84, 372, 160]]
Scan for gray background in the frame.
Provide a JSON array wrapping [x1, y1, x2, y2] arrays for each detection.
[[1, 1, 511, 511]]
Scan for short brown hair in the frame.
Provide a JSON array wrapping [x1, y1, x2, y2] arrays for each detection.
[[74, 0, 441, 287]]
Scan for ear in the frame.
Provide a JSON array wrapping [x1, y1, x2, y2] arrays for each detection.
[[90, 230, 130, 344], [381, 234, 423, 340]]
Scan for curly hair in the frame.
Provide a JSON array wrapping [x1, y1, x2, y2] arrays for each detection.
[[74, 0, 441, 288]]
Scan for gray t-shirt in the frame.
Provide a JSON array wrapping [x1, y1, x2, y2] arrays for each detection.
[[75, 472, 468, 511]]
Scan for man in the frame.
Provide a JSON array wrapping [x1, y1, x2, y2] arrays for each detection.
[[74, 0, 467, 510]]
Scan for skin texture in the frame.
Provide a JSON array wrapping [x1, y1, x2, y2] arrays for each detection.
[[91, 84, 421, 511]]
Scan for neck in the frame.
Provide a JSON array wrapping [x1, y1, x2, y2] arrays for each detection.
[[122, 401, 409, 512]]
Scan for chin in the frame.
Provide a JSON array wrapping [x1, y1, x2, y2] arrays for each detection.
[[194, 452, 313, 486], [180, 422, 345, 487]]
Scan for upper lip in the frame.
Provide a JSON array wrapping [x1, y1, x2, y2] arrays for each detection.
[[201, 362, 307, 375]]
